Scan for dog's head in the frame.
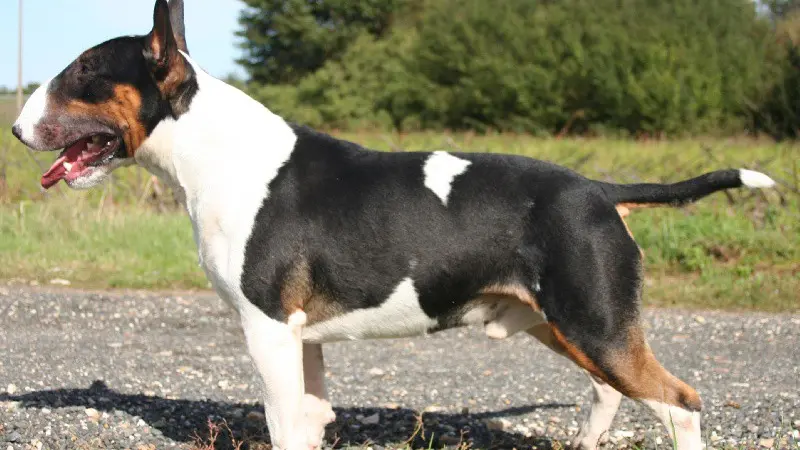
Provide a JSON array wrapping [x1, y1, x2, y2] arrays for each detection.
[[12, 0, 196, 189]]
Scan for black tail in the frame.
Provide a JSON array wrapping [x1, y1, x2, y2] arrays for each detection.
[[599, 168, 775, 207]]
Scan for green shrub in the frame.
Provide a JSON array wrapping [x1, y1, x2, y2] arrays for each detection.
[[240, 0, 790, 135]]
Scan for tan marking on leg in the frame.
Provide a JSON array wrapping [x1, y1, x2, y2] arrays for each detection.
[[615, 205, 644, 258], [606, 326, 702, 411], [547, 324, 610, 383], [526, 324, 567, 356], [541, 322, 702, 448], [617, 202, 662, 210], [550, 322, 702, 411], [616, 205, 633, 236], [616, 204, 631, 219], [281, 260, 343, 325], [538, 314, 697, 410]]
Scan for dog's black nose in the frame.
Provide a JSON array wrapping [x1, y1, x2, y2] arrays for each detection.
[[11, 124, 22, 140]]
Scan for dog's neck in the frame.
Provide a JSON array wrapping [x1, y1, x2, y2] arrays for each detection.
[[135, 54, 299, 300], [135, 53, 297, 212]]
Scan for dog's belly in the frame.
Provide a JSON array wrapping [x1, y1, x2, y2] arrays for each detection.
[[302, 288, 547, 344], [460, 296, 548, 339], [302, 318, 434, 343], [302, 278, 437, 343]]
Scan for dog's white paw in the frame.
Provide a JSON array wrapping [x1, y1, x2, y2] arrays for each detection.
[[301, 394, 336, 448]]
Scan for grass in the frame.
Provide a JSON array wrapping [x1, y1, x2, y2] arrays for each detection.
[[0, 200, 207, 289], [0, 125, 798, 310], [0, 96, 22, 129]]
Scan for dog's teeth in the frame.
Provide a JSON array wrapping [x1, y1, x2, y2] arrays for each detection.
[[63, 162, 73, 171]]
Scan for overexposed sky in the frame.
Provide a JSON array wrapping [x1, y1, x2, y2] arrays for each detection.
[[0, 0, 245, 87]]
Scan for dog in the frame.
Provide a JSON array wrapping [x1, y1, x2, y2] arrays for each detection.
[[11, 1, 777, 448]]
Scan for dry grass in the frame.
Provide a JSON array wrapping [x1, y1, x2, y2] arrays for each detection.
[[190, 419, 245, 450]]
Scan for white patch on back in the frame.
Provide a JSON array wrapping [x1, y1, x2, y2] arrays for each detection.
[[13, 78, 52, 146], [423, 151, 471, 205], [302, 277, 436, 343]]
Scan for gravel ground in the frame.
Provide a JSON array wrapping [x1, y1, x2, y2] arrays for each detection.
[[0, 286, 798, 450]]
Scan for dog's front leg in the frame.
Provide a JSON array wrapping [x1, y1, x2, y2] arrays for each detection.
[[241, 303, 311, 450]]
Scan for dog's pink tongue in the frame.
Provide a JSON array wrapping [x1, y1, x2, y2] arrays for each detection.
[[41, 140, 86, 189], [40, 155, 69, 189]]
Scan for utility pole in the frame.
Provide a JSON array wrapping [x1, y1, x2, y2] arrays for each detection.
[[17, 0, 24, 113]]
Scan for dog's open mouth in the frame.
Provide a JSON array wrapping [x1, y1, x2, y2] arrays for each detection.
[[41, 134, 120, 189]]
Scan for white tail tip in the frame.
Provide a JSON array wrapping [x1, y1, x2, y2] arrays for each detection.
[[739, 169, 776, 188]]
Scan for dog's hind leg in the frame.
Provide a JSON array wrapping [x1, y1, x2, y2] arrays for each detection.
[[532, 198, 702, 449], [611, 327, 702, 450], [542, 300, 702, 448], [301, 344, 336, 447], [527, 325, 622, 449], [240, 302, 313, 450], [537, 312, 702, 450], [575, 373, 623, 449]]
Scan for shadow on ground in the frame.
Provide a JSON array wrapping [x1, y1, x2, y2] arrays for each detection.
[[1, 380, 576, 449]]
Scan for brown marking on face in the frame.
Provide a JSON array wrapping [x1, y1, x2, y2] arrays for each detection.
[[281, 260, 343, 325], [62, 84, 146, 156], [479, 283, 540, 310]]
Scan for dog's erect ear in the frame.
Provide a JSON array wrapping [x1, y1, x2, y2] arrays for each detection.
[[144, 0, 196, 114], [145, 0, 178, 78], [169, 0, 189, 54]]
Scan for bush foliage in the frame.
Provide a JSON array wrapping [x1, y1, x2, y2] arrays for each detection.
[[237, 0, 800, 136]]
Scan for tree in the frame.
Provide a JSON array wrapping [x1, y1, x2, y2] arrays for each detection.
[[404, 0, 777, 134], [23, 83, 40, 95], [236, 0, 416, 84], [765, 0, 800, 18], [238, 0, 786, 135]]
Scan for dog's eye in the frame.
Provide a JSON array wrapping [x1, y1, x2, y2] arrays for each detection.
[[80, 79, 114, 104]]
